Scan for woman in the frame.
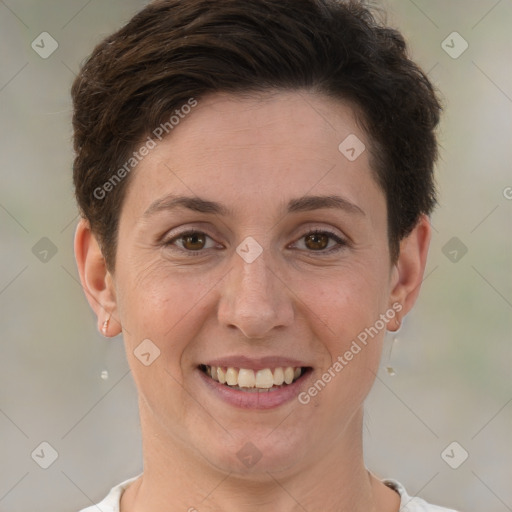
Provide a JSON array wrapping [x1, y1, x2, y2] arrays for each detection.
[[72, 0, 456, 510]]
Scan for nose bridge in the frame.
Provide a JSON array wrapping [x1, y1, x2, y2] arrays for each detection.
[[236, 246, 276, 311], [218, 244, 292, 338], [239, 250, 273, 299]]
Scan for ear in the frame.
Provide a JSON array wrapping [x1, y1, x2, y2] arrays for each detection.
[[388, 214, 432, 328], [74, 218, 121, 337]]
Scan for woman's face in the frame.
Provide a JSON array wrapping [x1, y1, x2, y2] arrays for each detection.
[[98, 91, 424, 475]]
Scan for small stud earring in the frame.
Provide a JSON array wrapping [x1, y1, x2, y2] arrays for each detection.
[[386, 334, 399, 377], [101, 315, 111, 337]]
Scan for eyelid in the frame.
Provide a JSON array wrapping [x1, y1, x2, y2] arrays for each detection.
[[162, 226, 349, 256], [162, 229, 220, 252], [289, 228, 348, 253]]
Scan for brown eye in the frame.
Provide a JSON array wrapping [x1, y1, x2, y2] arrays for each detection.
[[293, 230, 347, 254], [304, 232, 329, 250], [180, 232, 207, 251], [164, 230, 217, 253]]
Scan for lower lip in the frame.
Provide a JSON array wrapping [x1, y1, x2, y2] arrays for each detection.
[[197, 368, 311, 410]]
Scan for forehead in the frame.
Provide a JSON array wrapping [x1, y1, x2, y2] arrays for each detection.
[[176, 91, 366, 159], [122, 91, 384, 220]]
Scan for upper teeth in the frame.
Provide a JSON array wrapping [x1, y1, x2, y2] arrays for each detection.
[[205, 365, 302, 388]]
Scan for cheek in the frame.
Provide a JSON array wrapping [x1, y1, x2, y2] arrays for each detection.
[[115, 265, 215, 422], [299, 260, 390, 404], [313, 260, 390, 336], [116, 260, 220, 358]]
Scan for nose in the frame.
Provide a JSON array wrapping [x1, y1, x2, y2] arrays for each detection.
[[217, 248, 294, 339]]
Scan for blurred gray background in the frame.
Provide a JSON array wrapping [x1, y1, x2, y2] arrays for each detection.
[[0, 1, 511, 511]]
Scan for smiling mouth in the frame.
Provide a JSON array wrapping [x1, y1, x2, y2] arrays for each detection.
[[199, 364, 311, 392]]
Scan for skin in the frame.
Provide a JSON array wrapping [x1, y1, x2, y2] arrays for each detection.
[[75, 90, 431, 512]]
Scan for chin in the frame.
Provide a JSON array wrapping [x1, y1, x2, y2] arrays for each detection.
[[191, 423, 309, 478]]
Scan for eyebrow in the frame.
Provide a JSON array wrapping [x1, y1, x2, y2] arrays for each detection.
[[142, 193, 365, 218]]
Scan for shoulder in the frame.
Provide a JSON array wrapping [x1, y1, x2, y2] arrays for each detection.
[[77, 475, 140, 512], [383, 479, 460, 512]]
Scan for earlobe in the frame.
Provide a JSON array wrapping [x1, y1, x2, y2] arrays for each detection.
[[74, 218, 121, 337], [388, 214, 432, 321]]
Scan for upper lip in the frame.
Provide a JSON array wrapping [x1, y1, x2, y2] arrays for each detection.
[[201, 356, 310, 371]]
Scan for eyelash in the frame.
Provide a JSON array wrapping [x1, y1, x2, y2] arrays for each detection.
[[162, 229, 348, 256]]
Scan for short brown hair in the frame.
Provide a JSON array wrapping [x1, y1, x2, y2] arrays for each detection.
[[72, 0, 441, 271]]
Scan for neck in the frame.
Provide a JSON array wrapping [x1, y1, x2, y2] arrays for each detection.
[[121, 406, 399, 512]]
